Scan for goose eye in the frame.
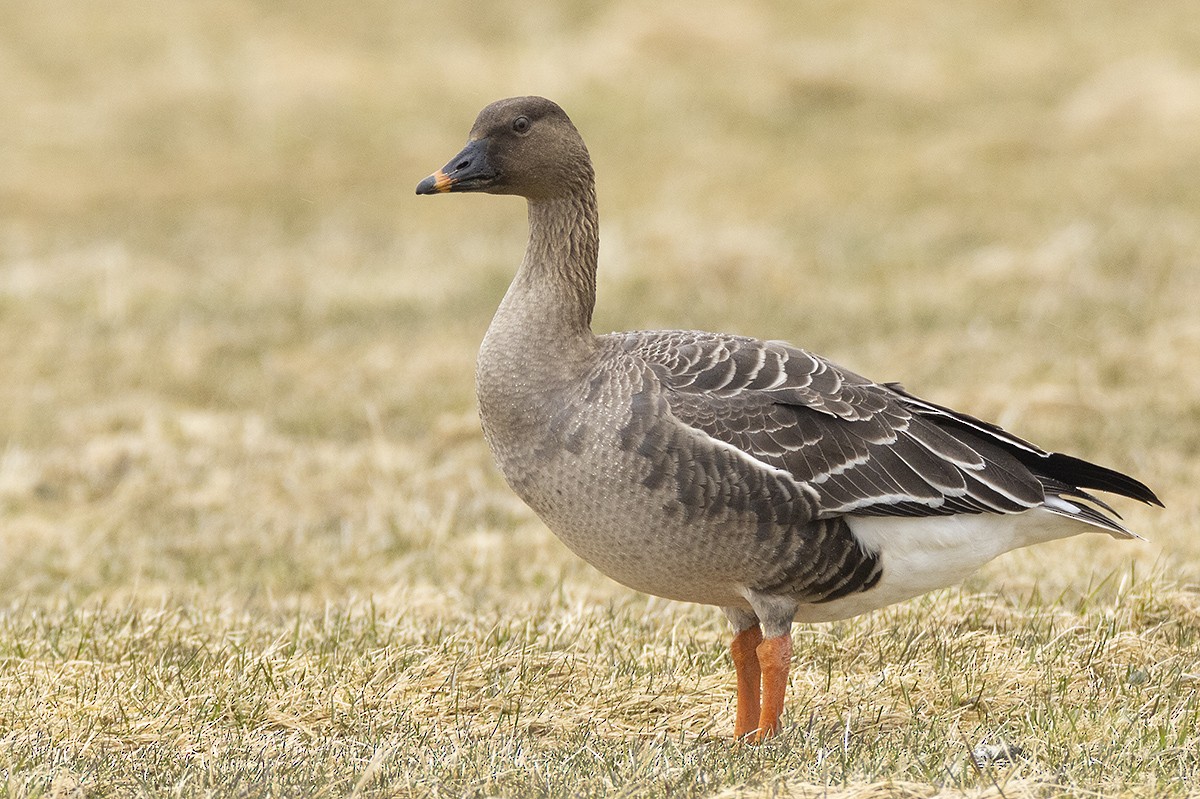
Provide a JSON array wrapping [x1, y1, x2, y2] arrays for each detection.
[[512, 116, 530, 134]]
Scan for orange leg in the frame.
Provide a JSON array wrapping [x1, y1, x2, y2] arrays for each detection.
[[751, 632, 792, 742], [730, 625, 764, 739]]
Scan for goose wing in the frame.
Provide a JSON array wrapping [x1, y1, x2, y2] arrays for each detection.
[[610, 331, 1157, 530]]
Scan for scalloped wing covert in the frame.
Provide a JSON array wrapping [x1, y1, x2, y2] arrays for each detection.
[[608, 330, 1051, 522]]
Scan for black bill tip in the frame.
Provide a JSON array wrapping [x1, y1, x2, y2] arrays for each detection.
[[415, 170, 451, 195]]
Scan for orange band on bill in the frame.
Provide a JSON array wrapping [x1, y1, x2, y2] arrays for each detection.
[[430, 169, 452, 193]]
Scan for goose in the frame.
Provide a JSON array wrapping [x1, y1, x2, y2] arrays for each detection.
[[415, 96, 1161, 742]]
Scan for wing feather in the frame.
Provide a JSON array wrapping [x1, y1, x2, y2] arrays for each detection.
[[608, 330, 1156, 531]]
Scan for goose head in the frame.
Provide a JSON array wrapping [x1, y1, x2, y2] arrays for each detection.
[[416, 96, 592, 202]]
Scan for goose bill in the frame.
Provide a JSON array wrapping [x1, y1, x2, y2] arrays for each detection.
[[416, 139, 496, 194]]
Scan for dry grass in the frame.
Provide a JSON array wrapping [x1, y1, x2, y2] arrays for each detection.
[[2, 1, 1199, 796]]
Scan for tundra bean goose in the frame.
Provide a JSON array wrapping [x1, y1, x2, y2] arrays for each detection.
[[416, 96, 1161, 741]]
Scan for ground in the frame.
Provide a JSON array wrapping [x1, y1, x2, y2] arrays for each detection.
[[1, 1, 1198, 797]]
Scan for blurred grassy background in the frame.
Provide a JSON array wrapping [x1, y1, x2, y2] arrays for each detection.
[[1, 1, 1198, 796]]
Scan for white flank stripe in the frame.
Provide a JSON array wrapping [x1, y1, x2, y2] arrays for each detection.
[[792, 508, 1093, 623]]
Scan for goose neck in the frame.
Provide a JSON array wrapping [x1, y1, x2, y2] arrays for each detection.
[[512, 186, 599, 337]]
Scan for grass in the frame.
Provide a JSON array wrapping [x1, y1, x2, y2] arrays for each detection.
[[3, 582, 1198, 797], [2, 0, 1199, 796]]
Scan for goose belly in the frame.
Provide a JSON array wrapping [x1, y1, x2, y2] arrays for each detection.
[[486, 435, 758, 608], [528, 475, 757, 607]]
